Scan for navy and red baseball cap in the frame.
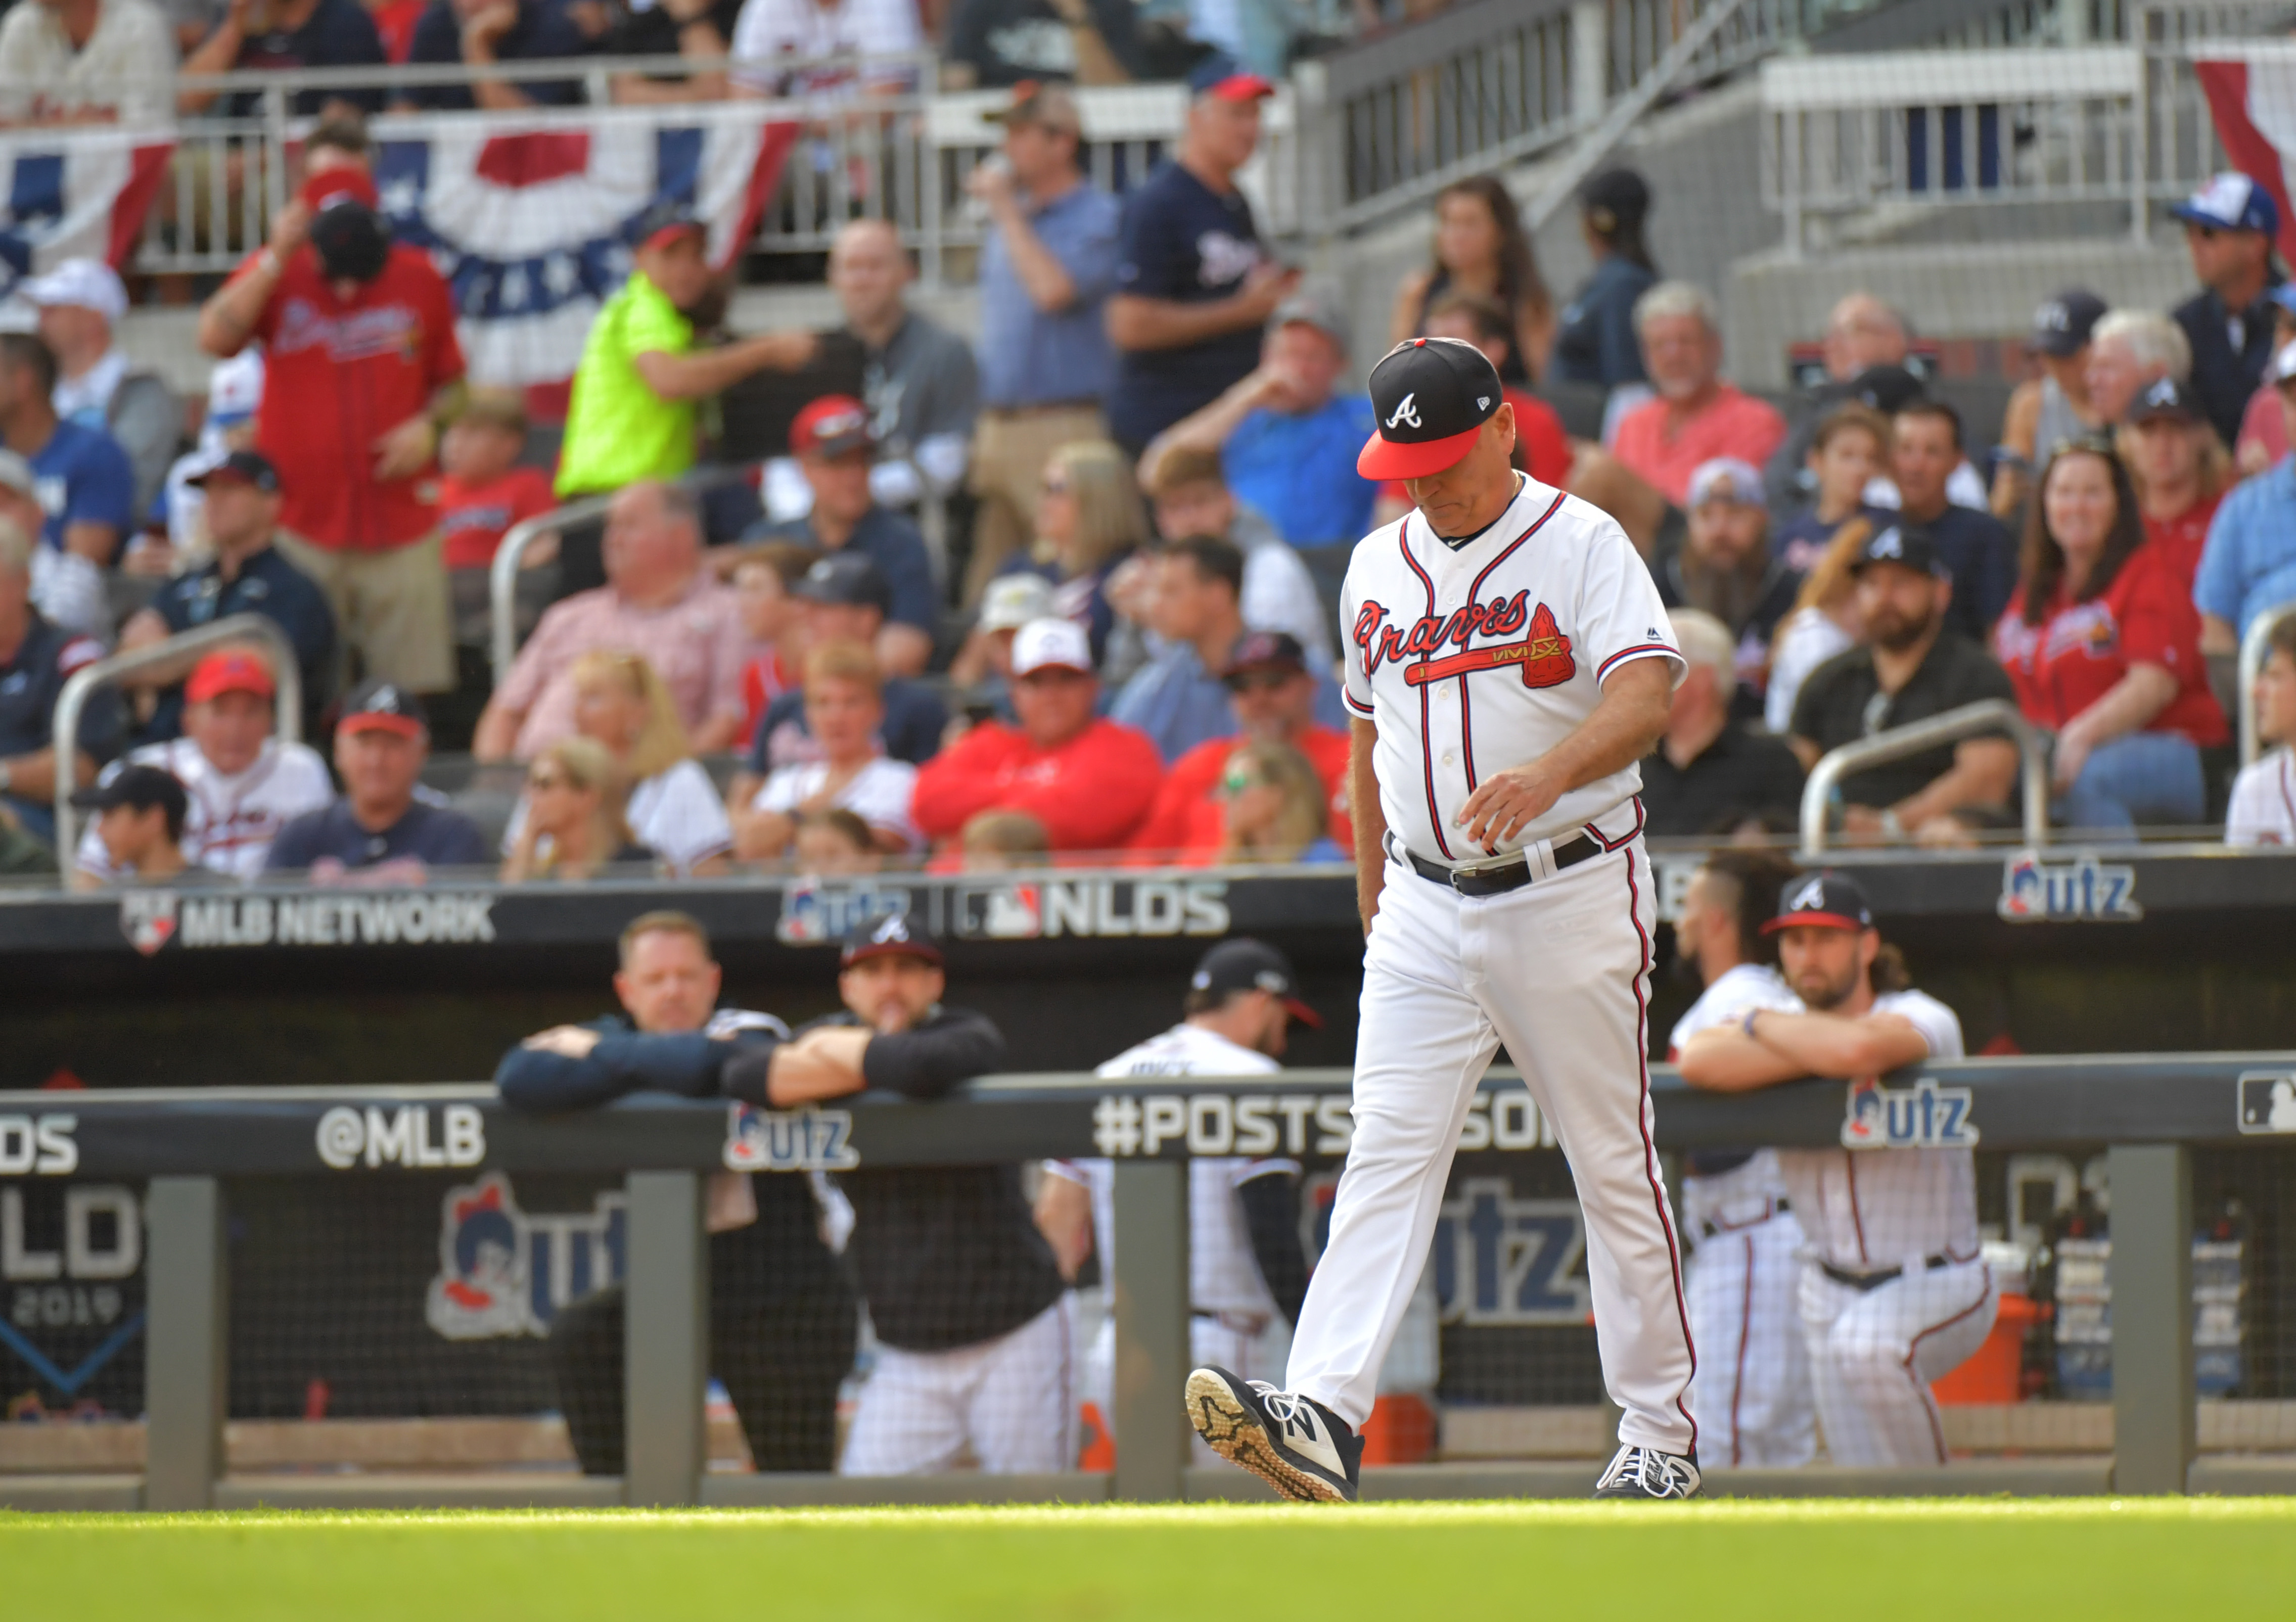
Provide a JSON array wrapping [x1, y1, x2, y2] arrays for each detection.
[[1187, 51, 1275, 101], [792, 394, 875, 460], [1358, 337, 1506, 481], [841, 909, 943, 969], [339, 677, 428, 739], [185, 650, 275, 705], [1191, 938, 1320, 1028], [1762, 872, 1874, 935]]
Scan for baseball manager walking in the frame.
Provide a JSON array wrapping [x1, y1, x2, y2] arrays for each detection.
[[1187, 336, 1701, 1501]]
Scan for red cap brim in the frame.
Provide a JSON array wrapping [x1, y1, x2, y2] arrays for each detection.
[[642, 222, 706, 254], [342, 713, 424, 739], [1760, 911, 1867, 935], [1282, 996, 1323, 1030], [1358, 423, 1482, 481], [1208, 73, 1276, 100]]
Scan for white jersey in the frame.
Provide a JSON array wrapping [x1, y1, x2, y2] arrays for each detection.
[[503, 759, 733, 875], [1668, 962, 1801, 1231], [74, 736, 333, 882], [2226, 748, 2296, 846], [1775, 988, 1976, 1270], [1666, 962, 1801, 1060], [754, 757, 920, 851], [1060, 1024, 1298, 1320], [1341, 476, 1683, 867]]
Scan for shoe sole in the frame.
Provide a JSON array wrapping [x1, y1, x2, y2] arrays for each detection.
[[1183, 1369, 1351, 1505]]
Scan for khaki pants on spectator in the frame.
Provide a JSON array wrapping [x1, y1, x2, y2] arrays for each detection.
[[965, 403, 1107, 607], [275, 531, 456, 696]]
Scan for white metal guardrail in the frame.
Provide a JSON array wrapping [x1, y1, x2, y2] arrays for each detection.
[[1800, 698, 2051, 856], [50, 614, 303, 861]]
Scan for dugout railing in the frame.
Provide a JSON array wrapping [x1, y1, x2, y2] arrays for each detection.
[[1799, 699, 2052, 856], [3, 1054, 2291, 1511]]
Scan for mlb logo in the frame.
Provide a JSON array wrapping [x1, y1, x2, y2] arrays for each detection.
[[119, 892, 178, 956], [2238, 1071, 2296, 1135], [954, 883, 1041, 939]]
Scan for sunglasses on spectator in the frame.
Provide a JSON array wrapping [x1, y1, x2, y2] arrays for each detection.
[[529, 770, 576, 791], [1040, 477, 1072, 495]]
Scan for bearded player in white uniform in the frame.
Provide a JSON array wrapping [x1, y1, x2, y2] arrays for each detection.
[[1185, 336, 1701, 1502], [1041, 939, 1315, 1461], [1666, 847, 1814, 1468], [1679, 872, 1995, 1467]]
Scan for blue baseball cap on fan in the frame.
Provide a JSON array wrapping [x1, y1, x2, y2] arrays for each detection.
[[2170, 171, 2279, 236], [1187, 51, 1275, 101]]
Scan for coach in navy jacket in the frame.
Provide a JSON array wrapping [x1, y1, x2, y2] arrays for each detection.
[[494, 909, 854, 1475]]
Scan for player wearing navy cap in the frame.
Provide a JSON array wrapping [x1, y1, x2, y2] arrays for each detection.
[[1186, 334, 1702, 1501], [723, 911, 1074, 1474], [1044, 939, 1315, 1460], [1676, 872, 1993, 1468]]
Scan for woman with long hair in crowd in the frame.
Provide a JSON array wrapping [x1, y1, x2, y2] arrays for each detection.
[[1389, 175, 1554, 384], [999, 438, 1148, 668], [500, 736, 650, 883], [1216, 740, 1344, 865], [734, 640, 920, 861], [1548, 166, 1659, 398], [540, 649, 735, 876], [1765, 516, 1873, 735], [1994, 437, 2227, 833]]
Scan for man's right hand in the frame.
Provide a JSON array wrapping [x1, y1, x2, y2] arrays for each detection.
[[523, 1026, 603, 1058], [1237, 260, 1301, 322], [266, 199, 311, 262], [751, 330, 818, 371]]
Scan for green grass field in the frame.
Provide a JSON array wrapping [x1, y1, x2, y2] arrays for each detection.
[[6, 1500, 2291, 1620]]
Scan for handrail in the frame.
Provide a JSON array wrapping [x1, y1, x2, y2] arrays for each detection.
[[52, 614, 303, 861], [2237, 601, 2296, 767], [489, 493, 614, 689], [1799, 698, 2048, 857]]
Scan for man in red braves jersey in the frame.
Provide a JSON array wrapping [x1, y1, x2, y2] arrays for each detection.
[[197, 131, 466, 700], [1184, 335, 1698, 1504]]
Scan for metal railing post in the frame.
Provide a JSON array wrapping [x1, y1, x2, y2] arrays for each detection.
[[2236, 602, 2296, 766], [490, 494, 611, 689], [623, 1169, 707, 1507], [1799, 699, 2049, 856], [52, 615, 304, 861], [1571, 0, 1609, 128], [2107, 1142, 2194, 1494], [144, 1175, 225, 1511], [1111, 1158, 1189, 1503]]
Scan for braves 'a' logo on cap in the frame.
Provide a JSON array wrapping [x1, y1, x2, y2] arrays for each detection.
[[1870, 528, 1903, 559], [872, 914, 911, 945], [1384, 393, 1422, 430], [2142, 378, 2178, 408], [1786, 876, 1828, 913]]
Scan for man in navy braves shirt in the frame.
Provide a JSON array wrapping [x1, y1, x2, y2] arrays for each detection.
[[0, 518, 120, 844], [264, 678, 488, 879], [1103, 52, 1301, 455]]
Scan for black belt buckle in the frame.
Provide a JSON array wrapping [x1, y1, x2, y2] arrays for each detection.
[[1821, 1252, 1950, 1292], [1400, 835, 1594, 897]]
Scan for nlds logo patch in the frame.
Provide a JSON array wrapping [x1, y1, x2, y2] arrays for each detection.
[[1841, 1076, 1980, 1150]]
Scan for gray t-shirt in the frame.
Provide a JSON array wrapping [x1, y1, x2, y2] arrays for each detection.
[[859, 311, 981, 508]]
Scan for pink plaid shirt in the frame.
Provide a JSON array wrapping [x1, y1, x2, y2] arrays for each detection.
[[499, 575, 751, 759]]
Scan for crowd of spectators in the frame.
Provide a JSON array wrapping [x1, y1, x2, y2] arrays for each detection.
[[13, 26, 2296, 889]]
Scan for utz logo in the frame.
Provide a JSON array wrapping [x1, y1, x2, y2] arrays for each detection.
[[424, 1172, 625, 1340], [119, 892, 178, 956], [1841, 1076, 1980, 1150], [776, 883, 912, 946], [1998, 852, 2142, 922], [1432, 1180, 1590, 1326], [724, 1103, 860, 1173]]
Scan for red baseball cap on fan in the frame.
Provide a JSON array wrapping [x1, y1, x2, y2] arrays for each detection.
[[301, 166, 379, 210], [791, 395, 875, 459], [1357, 337, 1506, 481], [185, 651, 275, 705]]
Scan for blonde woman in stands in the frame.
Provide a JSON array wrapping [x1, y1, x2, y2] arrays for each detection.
[[995, 439, 1149, 669], [1215, 741, 1343, 865], [735, 640, 920, 861], [501, 737, 651, 883], [1765, 516, 1873, 736], [502, 650, 734, 876]]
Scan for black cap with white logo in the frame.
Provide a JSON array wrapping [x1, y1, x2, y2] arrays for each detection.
[[2126, 374, 2202, 426], [1357, 337, 1504, 481], [841, 909, 943, 968], [1190, 937, 1321, 1028], [1848, 523, 1949, 581], [1761, 871, 1874, 935]]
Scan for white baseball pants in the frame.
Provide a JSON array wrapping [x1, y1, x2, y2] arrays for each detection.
[[1287, 839, 1698, 1455], [1684, 1209, 1815, 1467], [840, 1299, 1077, 1475], [1799, 1259, 1996, 1466]]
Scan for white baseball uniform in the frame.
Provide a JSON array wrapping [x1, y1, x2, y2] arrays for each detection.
[[1060, 1024, 1302, 1458], [2226, 748, 2296, 846], [73, 736, 334, 882], [1775, 988, 1996, 1467], [1666, 964, 1814, 1468], [1298, 476, 1698, 1454]]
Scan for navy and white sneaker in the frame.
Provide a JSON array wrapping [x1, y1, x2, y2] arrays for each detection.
[[1592, 1443, 1702, 1499], [1184, 1366, 1363, 1503]]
